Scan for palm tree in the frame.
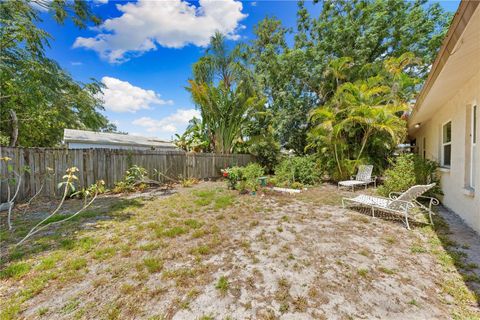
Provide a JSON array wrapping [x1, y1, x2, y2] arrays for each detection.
[[324, 56, 353, 88], [308, 75, 407, 178], [186, 33, 261, 154], [337, 77, 407, 165]]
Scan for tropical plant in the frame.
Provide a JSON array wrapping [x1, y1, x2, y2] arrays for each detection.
[[174, 117, 210, 152], [238, 108, 281, 173], [186, 33, 264, 154], [307, 54, 418, 180], [16, 168, 104, 246], [125, 165, 148, 185], [112, 165, 148, 193], [222, 167, 243, 190]]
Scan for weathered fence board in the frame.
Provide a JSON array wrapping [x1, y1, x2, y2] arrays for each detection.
[[0, 147, 253, 202]]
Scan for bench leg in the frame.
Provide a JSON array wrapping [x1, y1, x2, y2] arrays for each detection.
[[428, 210, 434, 226], [404, 210, 411, 230]]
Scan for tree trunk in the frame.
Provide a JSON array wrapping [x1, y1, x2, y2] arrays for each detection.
[[355, 129, 372, 168], [9, 109, 18, 147]]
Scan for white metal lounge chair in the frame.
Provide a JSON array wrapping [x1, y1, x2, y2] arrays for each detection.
[[342, 183, 439, 229], [338, 165, 376, 191]]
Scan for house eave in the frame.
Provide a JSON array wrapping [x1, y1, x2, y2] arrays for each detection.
[[409, 0, 480, 135]]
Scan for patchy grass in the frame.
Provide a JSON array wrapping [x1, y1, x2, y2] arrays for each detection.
[[143, 258, 163, 273], [215, 276, 229, 295], [357, 268, 369, 278], [214, 195, 234, 210], [0, 182, 478, 319], [378, 266, 396, 275], [0, 262, 31, 279], [162, 226, 187, 237], [93, 247, 116, 260], [184, 219, 204, 229], [66, 258, 87, 271], [190, 244, 210, 256]]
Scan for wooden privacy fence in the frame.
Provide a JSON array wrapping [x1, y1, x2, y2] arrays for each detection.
[[0, 147, 253, 202]]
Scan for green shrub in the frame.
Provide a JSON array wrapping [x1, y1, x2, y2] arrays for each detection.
[[290, 182, 304, 190], [222, 166, 244, 189], [242, 163, 264, 182], [274, 156, 320, 186], [125, 165, 148, 185], [222, 163, 264, 192], [112, 165, 148, 193], [248, 134, 280, 173], [378, 153, 442, 197]]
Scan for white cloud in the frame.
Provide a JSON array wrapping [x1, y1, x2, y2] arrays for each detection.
[[251, 2, 257, 6], [100, 76, 173, 113], [71, 61, 83, 66], [73, 0, 246, 63], [132, 109, 201, 134]]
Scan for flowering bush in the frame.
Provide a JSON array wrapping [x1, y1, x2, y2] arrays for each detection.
[[221, 167, 243, 189], [222, 163, 264, 192]]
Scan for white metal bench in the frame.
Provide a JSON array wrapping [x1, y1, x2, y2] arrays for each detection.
[[338, 165, 376, 191], [342, 183, 439, 229]]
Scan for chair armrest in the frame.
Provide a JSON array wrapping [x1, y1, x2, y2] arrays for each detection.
[[388, 192, 402, 200], [416, 196, 439, 205]]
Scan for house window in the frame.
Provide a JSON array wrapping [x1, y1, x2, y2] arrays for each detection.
[[442, 121, 451, 167]]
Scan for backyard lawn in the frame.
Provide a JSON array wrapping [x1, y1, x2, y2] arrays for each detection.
[[1, 182, 479, 319]]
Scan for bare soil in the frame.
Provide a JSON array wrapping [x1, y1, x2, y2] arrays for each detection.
[[1, 182, 479, 319]]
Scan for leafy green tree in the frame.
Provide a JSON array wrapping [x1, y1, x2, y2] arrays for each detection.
[[249, 0, 452, 154], [0, 0, 115, 147], [239, 108, 280, 173]]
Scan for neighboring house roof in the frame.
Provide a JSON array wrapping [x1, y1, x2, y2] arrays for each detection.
[[63, 129, 176, 148], [409, 0, 480, 133]]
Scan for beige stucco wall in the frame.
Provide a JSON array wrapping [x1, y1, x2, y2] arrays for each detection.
[[412, 72, 480, 234]]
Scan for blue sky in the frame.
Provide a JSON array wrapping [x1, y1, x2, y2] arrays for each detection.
[[39, 0, 460, 140]]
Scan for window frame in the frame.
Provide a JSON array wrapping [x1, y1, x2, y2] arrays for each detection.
[[441, 120, 452, 167], [470, 105, 477, 188], [423, 137, 426, 159]]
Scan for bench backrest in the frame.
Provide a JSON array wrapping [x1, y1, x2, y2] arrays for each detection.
[[387, 183, 436, 210], [356, 165, 373, 182]]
